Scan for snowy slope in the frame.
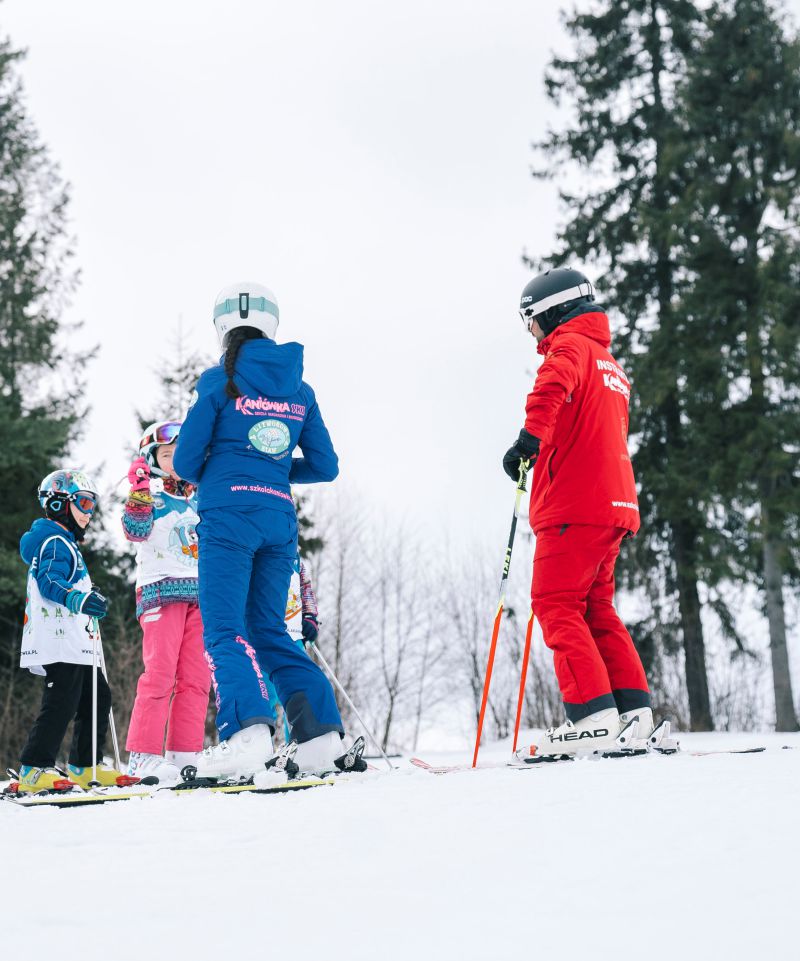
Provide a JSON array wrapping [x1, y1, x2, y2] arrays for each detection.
[[1, 732, 798, 961]]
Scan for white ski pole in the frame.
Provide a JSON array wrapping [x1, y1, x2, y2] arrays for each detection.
[[91, 621, 98, 784], [309, 640, 394, 772], [94, 617, 122, 771]]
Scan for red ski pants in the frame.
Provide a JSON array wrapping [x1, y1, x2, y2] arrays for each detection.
[[531, 524, 650, 722]]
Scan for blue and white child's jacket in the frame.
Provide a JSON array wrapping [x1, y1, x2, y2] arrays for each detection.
[[19, 518, 97, 674], [173, 339, 339, 512]]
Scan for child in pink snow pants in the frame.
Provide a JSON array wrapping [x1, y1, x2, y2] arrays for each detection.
[[123, 420, 210, 783]]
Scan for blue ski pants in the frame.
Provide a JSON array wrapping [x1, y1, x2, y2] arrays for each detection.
[[197, 505, 343, 744], [264, 634, 307, 742]]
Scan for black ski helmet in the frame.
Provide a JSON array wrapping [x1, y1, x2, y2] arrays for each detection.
[[519, 267, 595, 336]]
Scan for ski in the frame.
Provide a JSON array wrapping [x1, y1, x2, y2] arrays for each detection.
[[410, 758, 511, 774], [2, 737, 372, 808], [0, 775, 336, 808], [411, 746, 775, 774]]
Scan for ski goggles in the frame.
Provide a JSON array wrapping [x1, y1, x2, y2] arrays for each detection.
[[143, 422, 182, 447], [70, 492, 97, 514], [519, 306, 539, 332]]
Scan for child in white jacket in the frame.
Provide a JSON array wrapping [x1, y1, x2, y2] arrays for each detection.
[[122, 421, 210, 783]]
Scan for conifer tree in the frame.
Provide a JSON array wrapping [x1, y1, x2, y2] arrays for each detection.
[[531, 0, 720, 728], [674, 0, 800, 729], [0, 36, 89, 764]]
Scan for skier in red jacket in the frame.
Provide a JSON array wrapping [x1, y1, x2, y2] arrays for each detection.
[[504, 267, 652, 760]]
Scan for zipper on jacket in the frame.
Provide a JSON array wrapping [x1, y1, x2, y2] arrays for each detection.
[[542, 449, 557, 503]]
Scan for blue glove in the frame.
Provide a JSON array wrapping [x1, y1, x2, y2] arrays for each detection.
[[65, 590, 85, 614], [67, 589, 108, 618], [301, 615, 319, 646]]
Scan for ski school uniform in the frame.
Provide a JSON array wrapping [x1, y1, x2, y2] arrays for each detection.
[[122, 479, 209, 755], [173, 337, 343, 744], [18, 518, 111, 768], [524, 305, 650, 722]]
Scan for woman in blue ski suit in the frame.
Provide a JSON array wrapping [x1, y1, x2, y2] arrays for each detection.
[[173, 282, 343, 778]]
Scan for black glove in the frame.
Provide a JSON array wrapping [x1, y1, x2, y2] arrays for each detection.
[[81, 590, 108, 619], [502, 429, 540, 481], [301, 615, 319, 646]]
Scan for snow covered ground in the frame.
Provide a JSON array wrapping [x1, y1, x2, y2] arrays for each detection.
[[2, 731, 798, 961]]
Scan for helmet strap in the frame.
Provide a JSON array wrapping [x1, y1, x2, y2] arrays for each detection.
[[44, 495, 87, 541]]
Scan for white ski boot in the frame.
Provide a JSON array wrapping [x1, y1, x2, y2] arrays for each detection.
[[616, 709, 681, 754], [615, 707, 654, 753], [514, 708, 623, 763], [127, 752, 181, 785], [294, 732, 343, 775], [165, 750, 201, 769], [647, 718, 681, 754], [191, 724, 273, 781]]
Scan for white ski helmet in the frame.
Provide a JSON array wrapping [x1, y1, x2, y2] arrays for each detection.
[[139, 420, 182, 477], [213, 282, 279, 348]]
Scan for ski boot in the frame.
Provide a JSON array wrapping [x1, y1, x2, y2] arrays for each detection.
[[647, 718, 680, 754], [6, 765, 76, 795], [67, 762, 140, 789], [165, 750, 200, 769], [183, 724, 273, 784], [127, 752, 181, 785], [294, 732, 369, 776], [602, 707, 654, 757], [513, 708, 624, 764]]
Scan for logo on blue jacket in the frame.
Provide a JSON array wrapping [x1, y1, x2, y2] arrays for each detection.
[[248, 419, 291, 456]]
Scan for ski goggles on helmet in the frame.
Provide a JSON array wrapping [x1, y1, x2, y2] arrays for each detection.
[[71, 492, 97, 514], [141, 421, 181, 448]]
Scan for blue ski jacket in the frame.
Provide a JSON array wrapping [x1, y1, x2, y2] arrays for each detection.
[[174, 338, 339, 512], [20, 518, 90, 605]]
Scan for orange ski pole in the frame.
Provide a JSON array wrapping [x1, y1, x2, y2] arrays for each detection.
[[472, 460, 529, 768], [512, 609, 535, 753]]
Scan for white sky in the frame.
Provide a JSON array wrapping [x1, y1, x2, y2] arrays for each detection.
[[4, 0, 800, 554]]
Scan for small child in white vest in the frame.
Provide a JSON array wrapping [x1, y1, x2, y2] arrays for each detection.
[[16, 469, 132, 792], [122, 421, 210, 783]]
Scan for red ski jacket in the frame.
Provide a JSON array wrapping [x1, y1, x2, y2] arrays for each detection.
[[523, 310, 640, 535]]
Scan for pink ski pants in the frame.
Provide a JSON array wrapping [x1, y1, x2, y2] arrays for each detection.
[[125, 602, 210, 754]]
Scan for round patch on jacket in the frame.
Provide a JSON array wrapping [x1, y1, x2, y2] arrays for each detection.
[[248, 419, 291, 456]]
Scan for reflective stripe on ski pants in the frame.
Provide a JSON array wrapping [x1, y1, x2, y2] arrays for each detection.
[[531, 524, 650, 722]]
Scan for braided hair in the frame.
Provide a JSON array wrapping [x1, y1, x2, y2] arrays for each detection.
[[224, 326, 265, 399]]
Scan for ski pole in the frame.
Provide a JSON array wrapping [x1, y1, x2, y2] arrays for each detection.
[[511, 609, 535, 754], [93, 617, 122, 771], [472, 459, 529, 768], [310, 640, 395, 772], [91, 621, 98, 784]]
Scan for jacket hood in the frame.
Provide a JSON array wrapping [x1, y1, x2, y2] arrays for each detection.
[[538, 305, 611, 355], [20, 517, 73, 564], [222, 338, 304, 397]]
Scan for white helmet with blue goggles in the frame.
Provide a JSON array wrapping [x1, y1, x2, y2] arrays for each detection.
[[213, 282, 279, 348]]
